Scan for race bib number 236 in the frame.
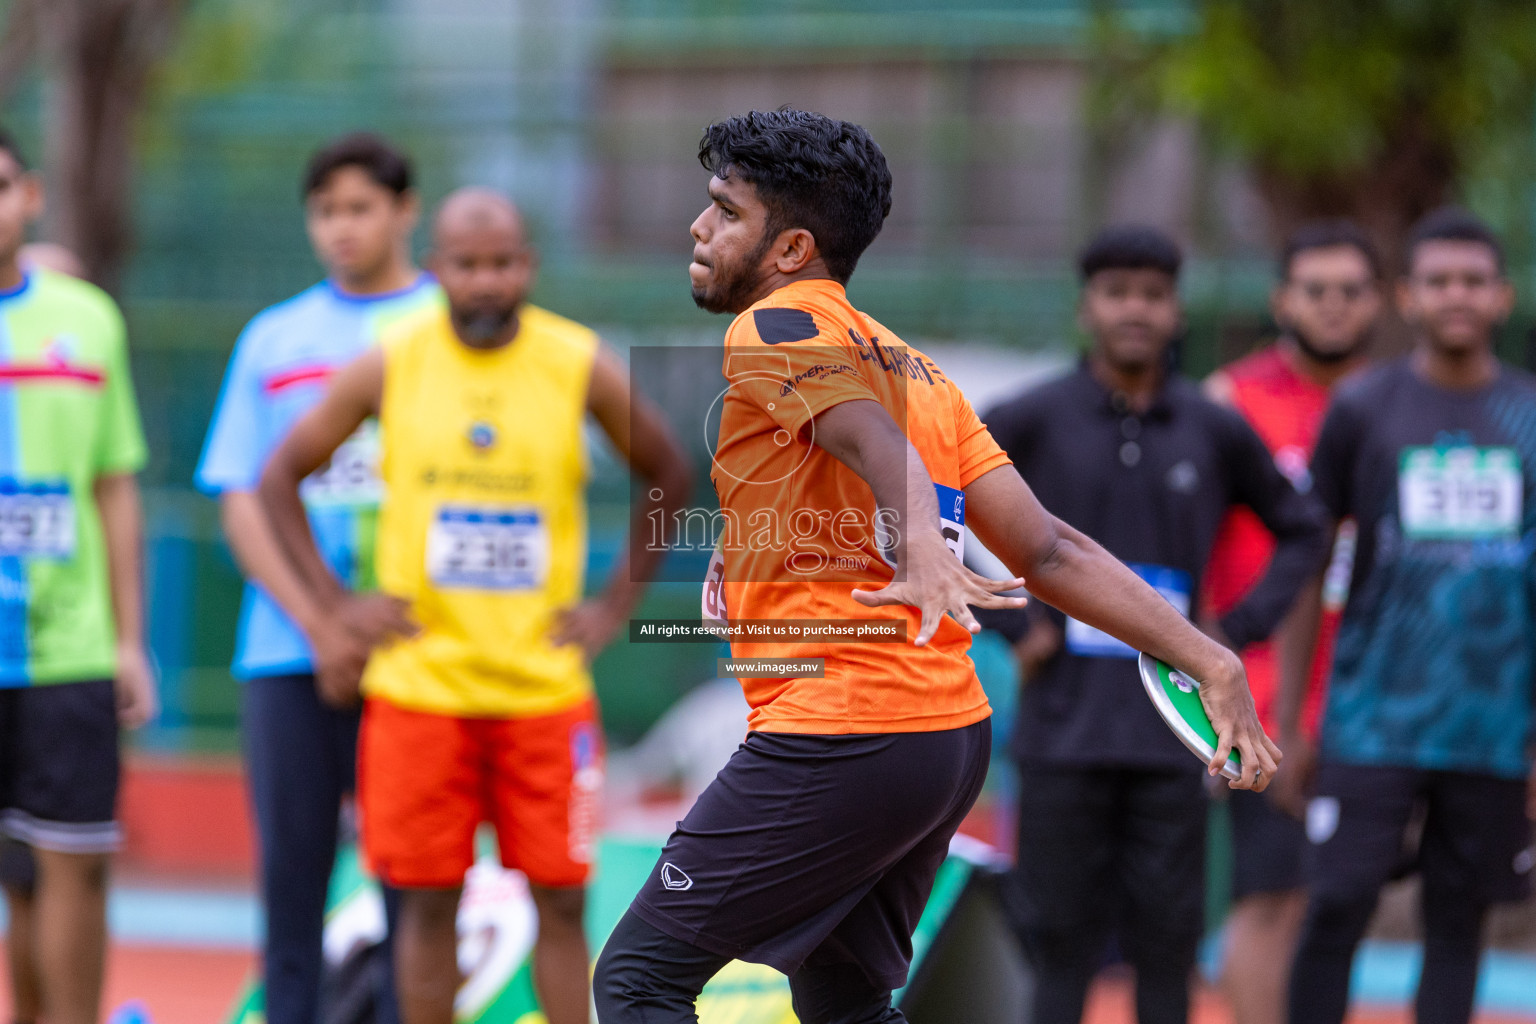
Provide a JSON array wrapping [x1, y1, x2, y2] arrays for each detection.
[[426, 506, 548, 590]]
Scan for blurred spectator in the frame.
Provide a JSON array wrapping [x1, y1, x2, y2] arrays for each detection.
[[195, 133, 436, 1024], [256, 186, 689, 1024], [1201, 221, 1382, 1024], [0, 127, 154, 1024], [1, 239, 86, 1024], [981, 225, 1327, 1024], [1284, 208, 1536, 1024], [605, 679, 751, 806]]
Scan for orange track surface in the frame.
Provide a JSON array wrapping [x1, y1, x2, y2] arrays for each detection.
[[0, 942, 253, 1024], [118, 755, 255, 882]]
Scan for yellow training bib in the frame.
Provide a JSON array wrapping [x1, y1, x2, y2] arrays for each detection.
[[364, 305, 598, 717]]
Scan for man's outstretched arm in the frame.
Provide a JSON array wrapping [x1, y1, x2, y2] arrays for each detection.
[[813, 399, 1028, 646], [964, 463, 1280, 790]]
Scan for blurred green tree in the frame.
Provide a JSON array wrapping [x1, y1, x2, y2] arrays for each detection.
[[0, 0, 187, 293], [1149, 0, 1536, 272]]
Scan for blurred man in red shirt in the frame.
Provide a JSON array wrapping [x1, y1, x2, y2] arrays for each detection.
[[1203, 221, 1382, 1024]]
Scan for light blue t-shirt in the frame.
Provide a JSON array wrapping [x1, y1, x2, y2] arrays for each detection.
[[196, 276, 441, 680]]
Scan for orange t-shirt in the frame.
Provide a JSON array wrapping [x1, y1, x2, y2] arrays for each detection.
[[711, 279, 1012, 735]]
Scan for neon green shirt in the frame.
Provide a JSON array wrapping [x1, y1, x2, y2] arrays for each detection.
[[0, 269, 147, 685]]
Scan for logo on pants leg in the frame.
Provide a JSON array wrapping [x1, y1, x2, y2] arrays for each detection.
[[1306, 796, 1340, 844], [568, 721, 603, 865], [660, 862, 694, 891]]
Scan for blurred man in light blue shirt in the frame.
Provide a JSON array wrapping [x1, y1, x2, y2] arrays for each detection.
[[197, 133, 439, 1024]]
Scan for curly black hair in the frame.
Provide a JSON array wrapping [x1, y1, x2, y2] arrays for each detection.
[[698, 109, 893, 284]]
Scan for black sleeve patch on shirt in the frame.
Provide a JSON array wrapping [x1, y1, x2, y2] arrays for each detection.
[[753, 308, 820, 345]]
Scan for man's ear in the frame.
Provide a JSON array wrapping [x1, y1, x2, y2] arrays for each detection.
[[519, 244, 541, 289], [773, 227, 818, 275], [1495, 279, 1516, 325], [396, 189, 421, 233], [1269, 283, 1288, 327]]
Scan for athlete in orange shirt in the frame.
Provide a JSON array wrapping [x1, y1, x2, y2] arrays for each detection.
[[593, 109, 1280, 1024], [1202, 222, 1380, 1024], [710, 276, 1010, 735]]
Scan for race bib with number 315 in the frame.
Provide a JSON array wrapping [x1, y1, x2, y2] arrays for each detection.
[[1399, 446, 1523, 541]]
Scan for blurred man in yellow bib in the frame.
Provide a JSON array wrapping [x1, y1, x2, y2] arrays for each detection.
[[259, 188, 689, 1024]]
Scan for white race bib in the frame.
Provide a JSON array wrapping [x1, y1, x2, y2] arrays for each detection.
[[1065, 563, 1191, 659], [302, 420, 383, 509], [1399, 446, 1522, 540], [0, 483, 75, 559], [426, 506, 547, 590], [701, 542, 728, 631]]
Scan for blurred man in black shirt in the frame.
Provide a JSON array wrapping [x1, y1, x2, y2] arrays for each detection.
[[984, 226, 1328, 1024]]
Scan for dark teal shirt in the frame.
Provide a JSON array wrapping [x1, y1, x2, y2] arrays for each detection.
[[1311, 359, 1536, 779]]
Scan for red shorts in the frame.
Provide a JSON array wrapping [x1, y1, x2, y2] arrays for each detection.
[[358, 696, 603, 889]]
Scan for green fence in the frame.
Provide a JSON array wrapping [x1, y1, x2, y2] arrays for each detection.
[[7, 0, 1536, 750]]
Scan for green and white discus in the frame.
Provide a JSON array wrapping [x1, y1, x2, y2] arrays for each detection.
[[1137, 652, 1242, 781]]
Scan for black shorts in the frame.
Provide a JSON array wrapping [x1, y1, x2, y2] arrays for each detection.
[[629, 718, 991, 990], [0, 679, 121, 854], [1304, 762, 1533, 905], [1228, 787, 1306, 900], [1007, 764, 1207, 954]]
